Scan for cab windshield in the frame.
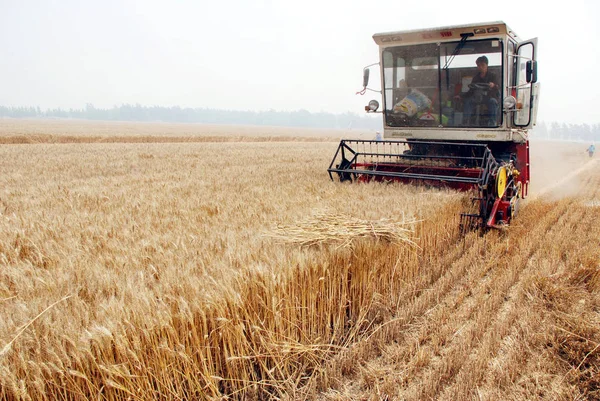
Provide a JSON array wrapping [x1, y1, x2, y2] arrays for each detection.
[[383, 39, 503, 128]]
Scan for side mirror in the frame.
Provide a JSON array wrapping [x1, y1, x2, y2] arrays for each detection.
[[365, 99, 379, 112], [526, 60, 537, 83], [362, 68, 370, 88]]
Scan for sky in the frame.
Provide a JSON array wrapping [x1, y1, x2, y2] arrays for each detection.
[[1, 0, 599, 124]]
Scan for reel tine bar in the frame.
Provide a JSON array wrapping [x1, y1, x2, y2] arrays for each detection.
[[328, 139, 495, 187]]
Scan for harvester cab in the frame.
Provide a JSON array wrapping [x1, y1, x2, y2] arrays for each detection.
[[328, 21, 539, 230]]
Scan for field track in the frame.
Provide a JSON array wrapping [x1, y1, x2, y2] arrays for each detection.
[[316, 160, 600, 400]]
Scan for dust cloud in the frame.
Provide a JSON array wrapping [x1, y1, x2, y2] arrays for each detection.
[[527, 139, 596, 201]]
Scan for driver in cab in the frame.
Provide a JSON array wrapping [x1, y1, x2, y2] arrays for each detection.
[[456, 55, 499, 126]]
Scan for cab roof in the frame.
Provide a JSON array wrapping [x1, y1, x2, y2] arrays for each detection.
[[373, 21, 521, 46]]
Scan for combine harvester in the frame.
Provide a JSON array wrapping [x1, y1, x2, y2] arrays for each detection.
[[328, 22, 539, 230]]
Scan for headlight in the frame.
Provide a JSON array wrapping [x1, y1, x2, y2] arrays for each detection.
[[503, 96, 517, 110], [368, 100, 379, 112]]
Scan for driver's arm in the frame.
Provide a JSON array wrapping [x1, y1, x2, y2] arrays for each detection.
[[488, 73, 500, 95], [455, 78, 475, 100]]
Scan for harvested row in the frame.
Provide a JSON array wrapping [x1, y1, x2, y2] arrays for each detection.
[[477, 176, 600, 400], [316, 161, 600, 400]]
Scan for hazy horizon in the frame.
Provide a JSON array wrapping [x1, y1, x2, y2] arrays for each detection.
[[1, 0, 598, 124]]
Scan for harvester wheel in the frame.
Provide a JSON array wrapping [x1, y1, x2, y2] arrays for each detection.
[[496, 166, 508, 198]]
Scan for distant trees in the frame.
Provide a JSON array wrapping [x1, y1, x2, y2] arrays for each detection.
[[0, 104, 382, 131], [1, 103, 598, 141], [533, 121, 600, 142], [0, 106, 39, 118]]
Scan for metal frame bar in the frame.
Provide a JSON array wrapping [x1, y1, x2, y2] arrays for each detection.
[[328, 139, 496, 186]]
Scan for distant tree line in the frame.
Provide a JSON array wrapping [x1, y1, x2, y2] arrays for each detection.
[[0, 104, 382, 131], [532, 121, 600, 143], [1, 104, 598, 142]]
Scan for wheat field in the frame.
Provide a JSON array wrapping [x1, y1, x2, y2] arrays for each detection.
[[0, 119, 598, 400]]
